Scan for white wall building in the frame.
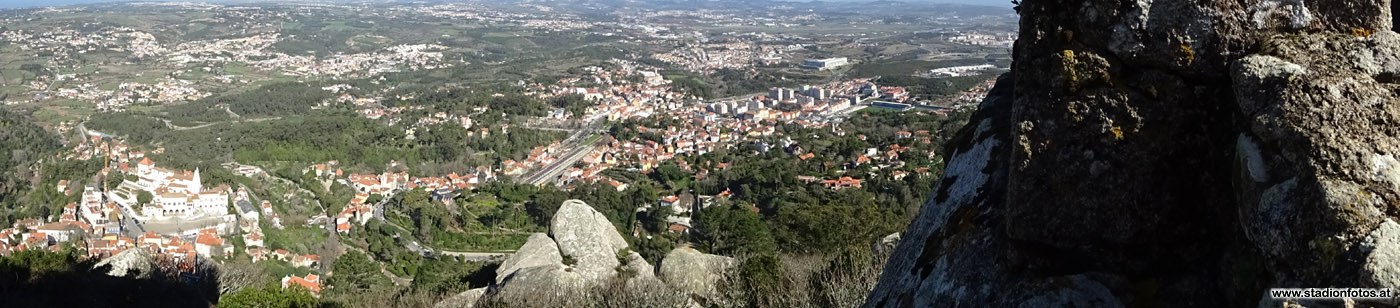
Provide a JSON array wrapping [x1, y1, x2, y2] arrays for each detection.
[[802, 57, 849, 70], [123, 158, 232, 221]]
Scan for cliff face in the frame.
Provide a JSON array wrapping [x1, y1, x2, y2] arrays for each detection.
[[867, 0, 1400, 306]]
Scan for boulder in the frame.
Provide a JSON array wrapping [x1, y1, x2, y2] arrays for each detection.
[[434, 288, 485, 308], [623, 251, 656, 281], [550, 199, 631, 282], [872, 232, 900, 256], [483, 264, 590, 307], [494, 233, 562, 283], [94, 249, 156, 278], [1361, 220, 1400, 290], [659, 246, 735, 300], [465, 200, 654, 307]]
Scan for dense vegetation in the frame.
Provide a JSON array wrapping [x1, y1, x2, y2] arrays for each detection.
[[0, 108, 60, 205], [85, 109, 564, 174], [218, 283, 319, 308]]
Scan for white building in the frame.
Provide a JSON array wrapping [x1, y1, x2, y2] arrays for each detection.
[[244, 231, 264, 248], [122, 158, 232, 220], [79, 185, 118, 233], [929, 64, 997, 77], [802, 57, 849, 70], [194, 229, 231, 258]]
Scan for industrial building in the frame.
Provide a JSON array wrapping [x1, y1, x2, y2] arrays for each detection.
[[802, 57, 849, 70]]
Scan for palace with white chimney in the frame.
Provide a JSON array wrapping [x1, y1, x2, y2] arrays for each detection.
[[113, 157, 231, 220]]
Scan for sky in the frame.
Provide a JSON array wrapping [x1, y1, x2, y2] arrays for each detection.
[[0, 0, 1012, 9]]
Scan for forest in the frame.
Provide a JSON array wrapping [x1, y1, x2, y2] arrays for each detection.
[[84, 108, 565, 175], [0, 108, 63, 225]]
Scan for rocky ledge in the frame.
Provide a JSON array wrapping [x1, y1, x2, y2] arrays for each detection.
[[867, 0, 1400, 307]]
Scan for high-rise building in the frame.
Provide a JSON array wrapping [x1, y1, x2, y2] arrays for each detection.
[[769, 87, 792, 101], [806, 87, 828, 100]]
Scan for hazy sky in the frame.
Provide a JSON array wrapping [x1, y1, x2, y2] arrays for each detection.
[[1, 0, 1013, 9]]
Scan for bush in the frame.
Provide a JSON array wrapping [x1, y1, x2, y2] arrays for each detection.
[[475, 276, 689, 308], [709, 250, 893, 308], [218, 282, 319, 308]]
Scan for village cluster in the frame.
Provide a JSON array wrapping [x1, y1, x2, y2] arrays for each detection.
[[0, 2, 1009, 297]]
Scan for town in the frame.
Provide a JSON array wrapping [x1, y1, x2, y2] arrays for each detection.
[[0, 0, 1013, 305]]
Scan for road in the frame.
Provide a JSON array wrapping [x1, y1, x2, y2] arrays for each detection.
[[160, 116, 281, 131], [376, 212, 514, 261], [520, 126, 574, 132]]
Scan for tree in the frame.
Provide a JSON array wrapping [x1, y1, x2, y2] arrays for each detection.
[[549, 94, 590, 118], [327, 251, 390, 296], [693, 204, 776, 256], [651, 162, 686, 188], [720, 254, 789, 308], [104, 174, 124, 191], [645, 206, 672, 234], [137, 191, 153, 206], [217, 259, 270, 295], [634, 233, 675, 264]]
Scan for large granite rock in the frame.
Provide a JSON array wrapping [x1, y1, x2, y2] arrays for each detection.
[[659, 246, 736, 301], [1361, 220, 1400, 291], [550, 199, 632, 282], [94, 249, 156, 278], [624, 251, 657, 281], [434, 287, 485, 308], [1231, 30, 1400, 290], [866, 0, 1400, 307], [494, 233, 562, 283], [484, 264, 591, 307], [463, 199, 660, 307]]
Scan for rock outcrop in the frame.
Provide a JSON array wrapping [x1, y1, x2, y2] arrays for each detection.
[[867, 0, 1400, 307], [1231, 30, 1400, 289], [438, 200, 734, 308], [447, 199, 658, 307], [659, 246, 736, 301], [433, 288, 485, 308], [94, 248, 158, 278], [494, 233, 562, 284], [550, 199, 635, 282], [486, 264, 591, 306]]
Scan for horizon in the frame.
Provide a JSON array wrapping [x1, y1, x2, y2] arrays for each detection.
[[0, 0, 1014, 10]]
